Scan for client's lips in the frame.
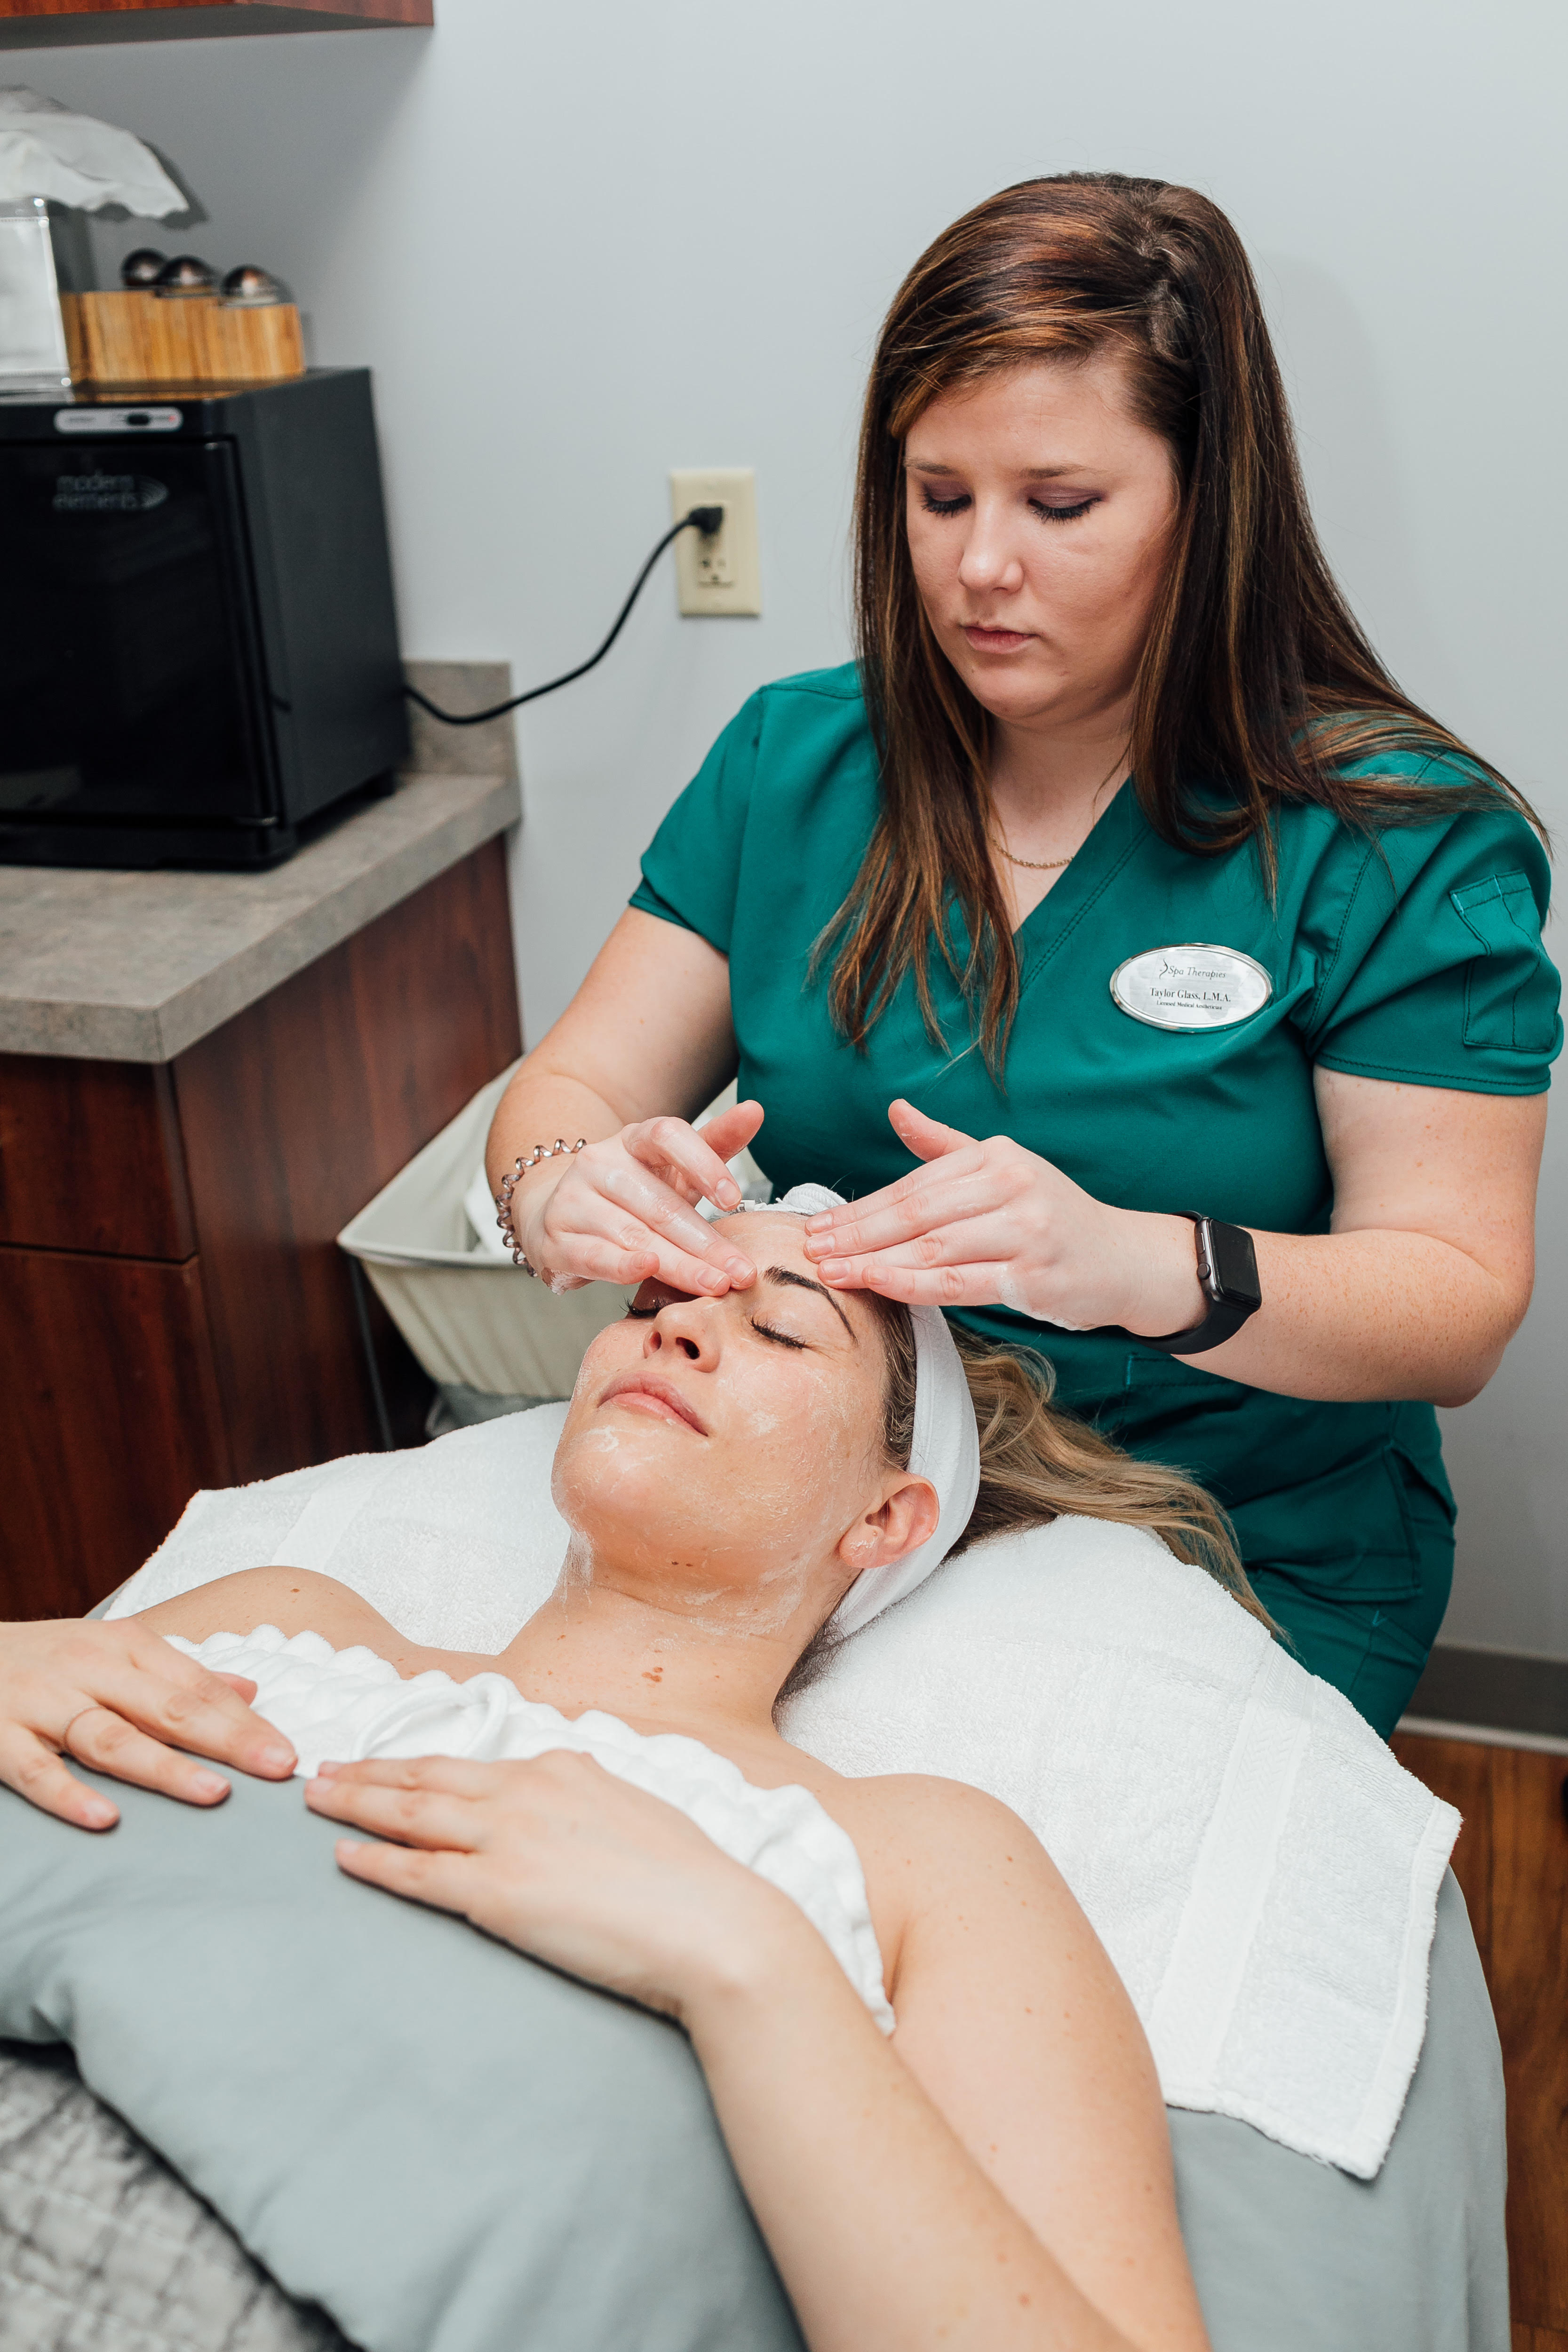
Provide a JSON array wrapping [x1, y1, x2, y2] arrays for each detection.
[[598, 1371, 708, 1436]]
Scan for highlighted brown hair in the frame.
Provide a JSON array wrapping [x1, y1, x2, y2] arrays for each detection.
[[874, 1297, 1266, 1624], [824, 170, 1543, 1073], [779, 1297, 1267, 1703]]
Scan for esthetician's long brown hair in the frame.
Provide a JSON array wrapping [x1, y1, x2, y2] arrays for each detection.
[[824, 171, 1543, 1071]]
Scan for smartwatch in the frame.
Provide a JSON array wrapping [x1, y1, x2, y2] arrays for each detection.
[[1138, 1215, 1261, 1356]]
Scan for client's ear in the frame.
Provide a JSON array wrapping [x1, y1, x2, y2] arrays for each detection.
[[836, 1478, 940, 1577]]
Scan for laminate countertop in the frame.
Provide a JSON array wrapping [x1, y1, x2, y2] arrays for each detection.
[[0, 664, 521, 1065]]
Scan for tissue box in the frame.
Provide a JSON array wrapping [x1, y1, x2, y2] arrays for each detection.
[[0, 200, 70, 384]]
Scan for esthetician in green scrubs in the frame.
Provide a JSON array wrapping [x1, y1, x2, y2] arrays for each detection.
[[487, 173, 1559, 1737]]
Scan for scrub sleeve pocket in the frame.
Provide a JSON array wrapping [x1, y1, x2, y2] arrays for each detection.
[[1304, 797, 1561, 1095]]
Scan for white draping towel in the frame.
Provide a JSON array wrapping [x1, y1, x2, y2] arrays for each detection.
[[114, 1407, 1457, 2176], [164, 1623, 895, 2036]]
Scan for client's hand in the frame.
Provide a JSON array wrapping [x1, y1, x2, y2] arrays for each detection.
[[511, 1101, 764, 1297], [0, 1618, 296, 1830], [308, 1753, 798, 2021]]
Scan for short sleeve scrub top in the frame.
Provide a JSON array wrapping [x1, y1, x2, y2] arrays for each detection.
[[631, 666, 1561, 1737]]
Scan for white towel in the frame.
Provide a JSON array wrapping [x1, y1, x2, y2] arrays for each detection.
[[779, 1522, 1458, 2177], [112, 1406, 1458, 2178], [162, 1624, 895, 2037]]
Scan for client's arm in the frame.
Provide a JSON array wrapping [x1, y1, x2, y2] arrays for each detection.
[[306, 1755, 1208, 2352], [685, 1776, 1205, 2352], [0, 1618, 296, 1828]]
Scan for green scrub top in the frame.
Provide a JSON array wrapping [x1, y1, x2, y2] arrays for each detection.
[[630, 665, 1561, 1736]]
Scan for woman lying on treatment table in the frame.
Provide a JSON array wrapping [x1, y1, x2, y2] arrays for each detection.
[[1, 1202, 1279, 2352]]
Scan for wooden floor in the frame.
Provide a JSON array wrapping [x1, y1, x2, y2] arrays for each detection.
[[1390, 1732, 1568, 2347]]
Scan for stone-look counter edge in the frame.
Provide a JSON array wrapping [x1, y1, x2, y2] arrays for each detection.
[[0, 770, 521, 1065]]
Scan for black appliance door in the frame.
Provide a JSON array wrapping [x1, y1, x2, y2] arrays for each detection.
[[0, 438, 276, 828]]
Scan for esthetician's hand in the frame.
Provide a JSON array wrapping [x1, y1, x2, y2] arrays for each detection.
[[308, 1752, 801, 2022], [512, 1099, 764, 1298], [0, 1618, 296, 1830], [801, 1099, 1205, 1338]]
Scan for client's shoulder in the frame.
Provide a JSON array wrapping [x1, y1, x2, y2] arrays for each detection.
[[819, 1767, 1070, 1902], [135, 1565, 404, 1657], [819, 1768, 1104, 2010]]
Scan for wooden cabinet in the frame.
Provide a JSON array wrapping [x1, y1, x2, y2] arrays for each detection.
[[0, 0, 431, 46], [0, 836, 519, 1619], [1392, 1731, 1568, 2350]]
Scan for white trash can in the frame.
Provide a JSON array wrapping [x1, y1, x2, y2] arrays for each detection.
[[337, 1067, 770, 1409]]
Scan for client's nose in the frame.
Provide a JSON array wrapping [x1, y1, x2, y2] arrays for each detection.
[[645, 1302, 719, 1368]]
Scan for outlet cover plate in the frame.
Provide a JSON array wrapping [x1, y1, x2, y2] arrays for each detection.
[[669, 467, 761, 616]]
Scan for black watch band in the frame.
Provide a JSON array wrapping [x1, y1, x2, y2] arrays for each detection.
[[1138, 1215, 1261, 1356]]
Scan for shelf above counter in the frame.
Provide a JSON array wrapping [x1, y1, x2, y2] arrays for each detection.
[[0, 0, 431, 46]]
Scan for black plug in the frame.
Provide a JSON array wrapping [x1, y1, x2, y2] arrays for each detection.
[[406, 504, 734, 726]]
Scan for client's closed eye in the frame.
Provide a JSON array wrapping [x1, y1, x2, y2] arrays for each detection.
[[749, 1319, 806, 1351], [630, 1308, 808, 1364]]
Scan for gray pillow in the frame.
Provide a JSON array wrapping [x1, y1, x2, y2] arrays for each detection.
[[0, 1766, 801, 2352], [0, 1763, 1508, 2352]]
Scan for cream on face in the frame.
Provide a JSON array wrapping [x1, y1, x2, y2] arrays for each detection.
[[548, 1216, 895, 1637]]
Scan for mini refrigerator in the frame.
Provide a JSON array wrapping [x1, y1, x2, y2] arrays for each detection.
[[0, 368, 408, 869]]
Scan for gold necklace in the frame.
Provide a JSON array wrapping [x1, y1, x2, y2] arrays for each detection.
[[993, 838, 1074, 872]]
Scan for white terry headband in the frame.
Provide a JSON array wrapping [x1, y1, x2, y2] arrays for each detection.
[[727, 1184, 982, 1639]]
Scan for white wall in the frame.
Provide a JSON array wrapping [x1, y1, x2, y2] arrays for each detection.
[[24, 0, 1565, 1653]]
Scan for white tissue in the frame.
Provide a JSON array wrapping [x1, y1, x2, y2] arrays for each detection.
[[0, 88, 185, 216]]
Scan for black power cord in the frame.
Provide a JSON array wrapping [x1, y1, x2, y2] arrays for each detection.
[[403, 505, 726, 728]]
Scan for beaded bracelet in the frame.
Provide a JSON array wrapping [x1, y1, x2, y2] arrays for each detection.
[[494, 1136, 587, 1275]]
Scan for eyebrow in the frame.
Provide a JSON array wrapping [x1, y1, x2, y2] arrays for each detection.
[[906, 458, 1084, 480], [763, 1265, 857, 1341]]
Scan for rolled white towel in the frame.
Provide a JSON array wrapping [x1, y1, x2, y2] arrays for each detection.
[[164, 1624, 895, 2037]]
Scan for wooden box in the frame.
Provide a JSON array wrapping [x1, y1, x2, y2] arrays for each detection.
[[61, 289, 305, 386]]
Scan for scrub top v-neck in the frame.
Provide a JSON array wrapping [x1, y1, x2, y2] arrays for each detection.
[[630, 664, 1560, 1736]]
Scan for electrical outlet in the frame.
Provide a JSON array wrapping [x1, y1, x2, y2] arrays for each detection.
[[669, 468, 761, 616]]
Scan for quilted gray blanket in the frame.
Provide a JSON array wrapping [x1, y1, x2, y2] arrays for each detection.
[[0, 2042, 351, 2352], [0, 1863, 1509, 2352]]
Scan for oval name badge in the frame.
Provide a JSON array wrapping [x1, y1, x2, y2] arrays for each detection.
[[1109, 943, 1273, 1031]]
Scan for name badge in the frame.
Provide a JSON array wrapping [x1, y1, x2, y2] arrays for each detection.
[[1109, 944, 1273, 1031]]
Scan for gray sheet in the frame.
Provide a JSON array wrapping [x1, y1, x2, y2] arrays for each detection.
[[0, 1769, 1506, 2352], [1172, 1869, 1508, 2352], [0, 2042, 350, 2352]]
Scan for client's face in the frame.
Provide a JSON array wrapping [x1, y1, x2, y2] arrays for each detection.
[[551, 1215, 927, 1635]]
